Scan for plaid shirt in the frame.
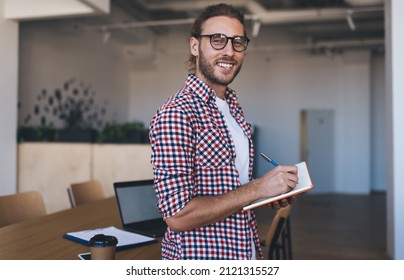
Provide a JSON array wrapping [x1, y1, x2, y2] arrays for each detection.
[[149, 74, 262, 259]]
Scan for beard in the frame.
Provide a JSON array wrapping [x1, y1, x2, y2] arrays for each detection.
[[197, 48, 242, 87]]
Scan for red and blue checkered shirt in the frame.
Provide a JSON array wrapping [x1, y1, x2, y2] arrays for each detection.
[[149, 74, 262, 259]]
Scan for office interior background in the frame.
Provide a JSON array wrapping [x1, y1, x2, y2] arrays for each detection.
[[1, 0, 403, 259]]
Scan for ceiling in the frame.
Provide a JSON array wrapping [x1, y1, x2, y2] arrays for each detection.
[[48, 0, 386, 53]]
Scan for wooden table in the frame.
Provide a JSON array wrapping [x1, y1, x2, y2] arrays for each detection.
[[0, 197, 161, 260]]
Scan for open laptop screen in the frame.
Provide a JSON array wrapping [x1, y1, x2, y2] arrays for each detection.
[[114, 180, 161, 225]]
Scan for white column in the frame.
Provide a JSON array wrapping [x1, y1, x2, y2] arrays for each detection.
[[385, 0, 404, 260], [0, 0, 18, 195]]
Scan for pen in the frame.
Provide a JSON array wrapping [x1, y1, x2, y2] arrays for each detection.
[[260, 152, 279, 167]]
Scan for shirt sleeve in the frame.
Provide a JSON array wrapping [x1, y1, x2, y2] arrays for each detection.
[[149, 105, 195, 219]]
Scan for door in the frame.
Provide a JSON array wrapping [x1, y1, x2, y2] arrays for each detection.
[[301, 109, 335, 193]]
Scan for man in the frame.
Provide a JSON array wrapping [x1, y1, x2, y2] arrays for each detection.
[[149, 3, 298, 260]]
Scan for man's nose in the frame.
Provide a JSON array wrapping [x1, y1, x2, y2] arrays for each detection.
[[221, 39, 235, 56]]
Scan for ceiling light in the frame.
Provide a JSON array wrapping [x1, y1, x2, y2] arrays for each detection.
[[346, 10, 356, 31], [252, 19, 261, 38], [102, 28, 111, 44]]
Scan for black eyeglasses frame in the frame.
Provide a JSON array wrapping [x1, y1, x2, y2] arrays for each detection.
[[195, 33, 250, 52]]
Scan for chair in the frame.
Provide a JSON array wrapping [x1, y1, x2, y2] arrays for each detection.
[[262, 204, 293, 260], [0, 191, 47, 227], [69, 180, 105, 207], [67, 188, 75, 208]]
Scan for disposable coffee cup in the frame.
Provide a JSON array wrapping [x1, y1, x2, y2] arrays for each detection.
[[89, 234, 118, 260]]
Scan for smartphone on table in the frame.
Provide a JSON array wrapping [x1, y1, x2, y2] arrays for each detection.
[[78, 252, 91, 260]]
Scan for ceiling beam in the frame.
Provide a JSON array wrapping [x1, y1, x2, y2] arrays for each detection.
[[113, 0, 167, 34]]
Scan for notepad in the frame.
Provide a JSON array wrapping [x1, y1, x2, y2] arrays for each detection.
[[243, 161, 314, 211], [64, 226, 157, 250]]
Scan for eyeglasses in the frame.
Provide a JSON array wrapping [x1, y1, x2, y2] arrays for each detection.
[[196, 33, 250, 52]]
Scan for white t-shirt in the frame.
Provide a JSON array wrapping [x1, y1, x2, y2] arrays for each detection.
[[216, 96, 256, 260]]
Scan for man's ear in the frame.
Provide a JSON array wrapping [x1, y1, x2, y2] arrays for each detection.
[[190, 37, 199, 56]]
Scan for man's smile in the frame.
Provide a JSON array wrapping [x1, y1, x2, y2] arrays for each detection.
[[217, 62, 234, 70]]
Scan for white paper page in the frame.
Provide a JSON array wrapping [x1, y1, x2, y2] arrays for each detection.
[[243, 161, 314, 210]]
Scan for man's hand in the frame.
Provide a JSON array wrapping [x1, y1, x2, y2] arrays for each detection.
[[267, 195, 297, 210]]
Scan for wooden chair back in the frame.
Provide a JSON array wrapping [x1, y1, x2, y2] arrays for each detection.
[[69, 180, 105, 207], [67, 188, 74, 208], [263, 204, 293, 259], [0, 191, 47, 227]]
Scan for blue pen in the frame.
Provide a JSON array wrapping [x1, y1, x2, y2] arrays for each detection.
[[260, 152, 279, 167]]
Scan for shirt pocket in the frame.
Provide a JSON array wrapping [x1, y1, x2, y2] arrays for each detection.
[[196, 128, 231, 168]]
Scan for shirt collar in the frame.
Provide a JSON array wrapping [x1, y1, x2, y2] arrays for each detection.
[[186, 74, 239, 104]]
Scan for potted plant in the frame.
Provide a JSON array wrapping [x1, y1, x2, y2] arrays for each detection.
[[17, 126, 57, 142], [19, 78, 108, 143], [96, 121, 149, 144], [125, 122, 149, 143]]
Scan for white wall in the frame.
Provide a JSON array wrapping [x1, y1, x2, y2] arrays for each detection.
[[18, 19, 131, 128], [128, 26, 373, 194], [238, 48, 371, 195], [128, 26, 190, 126], [0, 0, 18, 195]]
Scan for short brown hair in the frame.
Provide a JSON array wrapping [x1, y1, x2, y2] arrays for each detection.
[[186, 3, 247, 73]]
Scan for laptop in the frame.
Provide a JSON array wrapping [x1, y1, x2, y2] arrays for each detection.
[[113, 179, 167, 238]]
